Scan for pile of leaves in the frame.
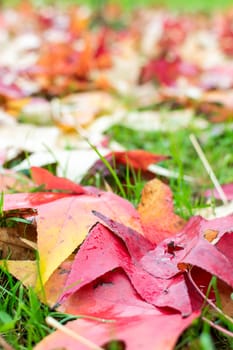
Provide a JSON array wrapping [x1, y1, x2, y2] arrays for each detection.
[[1, 165, 232, 350], [0, 2, 233, 350]]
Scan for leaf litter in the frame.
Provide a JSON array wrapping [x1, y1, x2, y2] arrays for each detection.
[[0, 2, 232, 350]]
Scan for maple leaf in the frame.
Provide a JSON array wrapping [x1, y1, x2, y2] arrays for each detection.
[[36, 191, 142, 286], [58, 209, 233, 313], [138, 178, 186, 243], [58, 221, 191, 315], [84, 150, 169, 184], [31, 166, 86, 194], [3, 192, 70, 211], [139, 55, 197, 86], [3, 176, 142, 288], [35, 271, 198, 350]]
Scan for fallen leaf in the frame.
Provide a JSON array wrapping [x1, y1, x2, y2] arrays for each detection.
[[31, 167, 86, 194], [181, 238, 233, 288], [111, 150, 169, 171], [35, 312, 198, 350], [216, 232, 233, 267], [53, 91, 116, 129], [217, 279, 233, 317], [44, 260, 73, 306], [139, 55, 197, 86], [3, 192, 70, 211], [59, 222, 192, 315], [137, 178, 186, 243], [0, 208, 37, 260], [0, 81, 25, 99], [93, 210, 155, 260], [139, 214, 233, 290], [0, 260, 37, 287], [85, 150, 169, 181], [13, 149, 109, 182], [0, 227, 35, 260], [36, 270, 198, 350], [59, 270, 159, 317], [195, 201, 233, 219], [36, 191, 143, 286]]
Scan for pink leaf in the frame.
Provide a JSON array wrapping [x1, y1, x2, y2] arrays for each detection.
[[59, 223, 192, 315], [205, 183, 233, 201], [35, 311, 198, 350]]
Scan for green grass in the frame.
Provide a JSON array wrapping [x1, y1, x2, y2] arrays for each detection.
[[105, 123, 233, 184], [0, 267, 71, 349], [105, 122, 233, 216]]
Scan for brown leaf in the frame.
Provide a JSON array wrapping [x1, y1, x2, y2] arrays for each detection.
[[0, 208, 37, 260], [217, 280, 233, 317], [0, 227, 35, 260]]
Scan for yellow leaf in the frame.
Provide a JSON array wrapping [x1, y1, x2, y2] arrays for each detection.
[[37, 192, 142, 287]]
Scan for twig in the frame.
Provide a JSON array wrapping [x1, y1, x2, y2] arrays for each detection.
[[0, 335, 16, 350], [46, 316, 104, 350], [202, 316, 233, 338], [189, 134, 228, 205]]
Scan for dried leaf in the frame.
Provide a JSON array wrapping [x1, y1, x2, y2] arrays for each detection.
[[0, 227, 35, 260]]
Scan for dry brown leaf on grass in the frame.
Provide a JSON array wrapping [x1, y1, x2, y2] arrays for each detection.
[[217, 280, 233, 318], [0, 208, 37, 260], [0, 227, 35, 260]]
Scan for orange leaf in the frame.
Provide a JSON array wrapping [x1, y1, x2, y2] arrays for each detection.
[[138, 178, 186, 243]]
